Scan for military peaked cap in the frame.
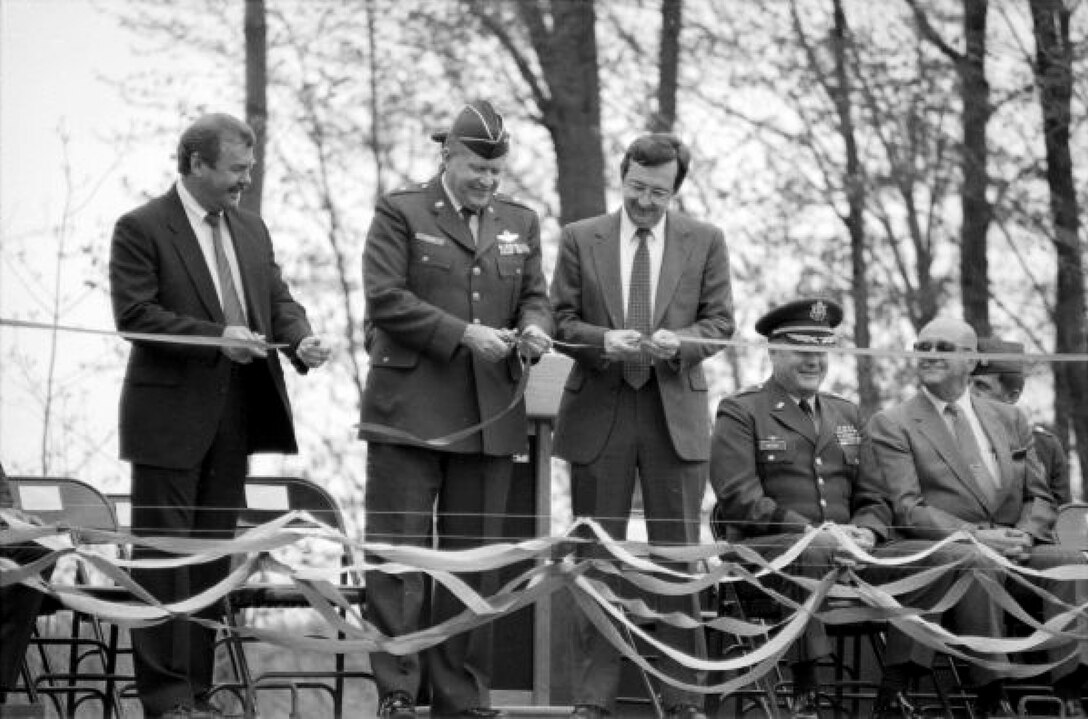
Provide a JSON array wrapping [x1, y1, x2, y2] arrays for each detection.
[[755, 298, 843, 346], [973, 337, 1025, 376]]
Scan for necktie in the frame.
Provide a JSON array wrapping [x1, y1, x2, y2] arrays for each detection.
[[460, 207, 477, 244], [944, 404, 998, 498], [623, 228, 653, 389], [205, 213, 247, 326], [799, 398, 816, 429]]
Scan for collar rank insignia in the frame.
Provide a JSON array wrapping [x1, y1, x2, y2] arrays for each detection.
[[810, 300, 828, 322], [497, 230, 519, 243]]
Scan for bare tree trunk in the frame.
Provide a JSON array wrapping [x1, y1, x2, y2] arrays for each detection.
[[1030, 0, 1086, 485], [960, 0, 991, 334], [829, 0, 878, 417], [652, 0, 682, 132], [243, 0, 267, 214], [365, 0, 385, 198]]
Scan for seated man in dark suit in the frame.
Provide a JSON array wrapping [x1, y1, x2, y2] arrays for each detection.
[[0, 462, 48, 709], [863, 317, 1087, 718]]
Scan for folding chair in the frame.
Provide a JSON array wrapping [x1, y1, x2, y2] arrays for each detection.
[[9, 476, 134, 718], [215, 476, 372, 719]]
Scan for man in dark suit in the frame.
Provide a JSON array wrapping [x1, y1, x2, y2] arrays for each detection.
[[863, 317, 1086, 718], [710, 298, 889, 719], [109, 113, 329, 719], [360, 100, 552, 719], [551, 133, 734, 719], [971, 337, 1072, 505], [0, 462, 48, 711]]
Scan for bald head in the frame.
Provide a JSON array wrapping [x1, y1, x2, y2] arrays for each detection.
[[915, 317, 978, 401]]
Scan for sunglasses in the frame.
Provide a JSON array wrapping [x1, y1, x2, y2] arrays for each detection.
[[913, 340, 962, 353]]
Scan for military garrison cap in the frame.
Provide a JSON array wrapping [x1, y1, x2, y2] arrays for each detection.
[[755, 298, 843, 346], [431, 100, 510, 159], [973, 337, 1025, 376]]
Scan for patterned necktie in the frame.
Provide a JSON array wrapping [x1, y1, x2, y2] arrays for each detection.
[[460, 207, 477, 244], [205, 213, 247, 326], [623, 228, 653, 389], [944, 404, 998, 498]]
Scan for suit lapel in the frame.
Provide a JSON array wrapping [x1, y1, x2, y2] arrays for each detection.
[[767, 380, 818, 445], [589, 212, 624, 329], [652, 211, 694, 328], [908, 394, 992, 510], [974, 398, 1015, 503], [165, 190, 222, 321]]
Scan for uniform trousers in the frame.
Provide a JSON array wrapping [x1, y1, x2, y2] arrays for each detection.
[[364, 443, 511, 714], [129, 366, 249, 716], [0, 542, 49, 696], [568, 377, 708, 713]]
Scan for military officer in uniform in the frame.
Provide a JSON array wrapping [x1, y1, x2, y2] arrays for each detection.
[[710, 298, 888, 719], [970, 337, 1072, 505], [360, 100, 553, 719]]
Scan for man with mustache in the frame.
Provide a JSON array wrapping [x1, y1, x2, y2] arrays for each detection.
[[551, 133, 734, 719], [360, 100, 552, 719], [863, 317, 1086, 718], [109, 113, 329, 719]]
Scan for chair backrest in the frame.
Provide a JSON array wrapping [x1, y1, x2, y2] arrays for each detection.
[[105, 494, 132, 534], [1054, 502, 1088, 550], [9, 476, 118, 534], [241, 476, 346, 534]]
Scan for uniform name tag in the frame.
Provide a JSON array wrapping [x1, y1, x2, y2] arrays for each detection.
[[414, 232, 446, 246], [758, 438, 787, 451]]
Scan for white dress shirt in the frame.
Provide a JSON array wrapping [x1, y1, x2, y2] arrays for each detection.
[[176, 180, 248, 321], [619, 210, 666, 319]]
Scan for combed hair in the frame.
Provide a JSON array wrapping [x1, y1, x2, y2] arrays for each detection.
[[176, 114, 255, 175], [620, 133, 692, 191]]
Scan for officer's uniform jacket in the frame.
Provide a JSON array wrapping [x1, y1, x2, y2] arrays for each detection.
[[710, 377, 888, 539], [359, 176, 553, 455]]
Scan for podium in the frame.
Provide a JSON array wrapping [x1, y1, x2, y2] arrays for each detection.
[[490, 353, 572, 706]]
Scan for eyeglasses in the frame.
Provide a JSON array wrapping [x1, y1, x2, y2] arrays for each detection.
[[913, 340, 962, 353], [624, 181, 672, 203]]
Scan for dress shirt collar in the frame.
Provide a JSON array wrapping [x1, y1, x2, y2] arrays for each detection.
[[177, 178, 214, 226], [620, 208, 666, 245], [440, 173, 470, 215], [922, 386, 971, 417]]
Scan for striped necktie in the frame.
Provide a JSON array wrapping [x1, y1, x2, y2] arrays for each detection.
[[205, 213, 247, 326]]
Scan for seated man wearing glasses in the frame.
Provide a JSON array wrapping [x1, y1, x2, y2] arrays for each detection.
[[863, 317, 1086, 718]]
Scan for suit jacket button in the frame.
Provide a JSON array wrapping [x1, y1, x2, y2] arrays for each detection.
[[382, 356, 390, 363], [472, 267, 482, 276], [422, 255, 430, 262], [472, 292, 480, 301]]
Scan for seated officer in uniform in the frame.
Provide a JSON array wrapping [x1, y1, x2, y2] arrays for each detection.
[[970, 337, 1072, 505], [0, 462, 48, 710], [710, 298, 889, 719]]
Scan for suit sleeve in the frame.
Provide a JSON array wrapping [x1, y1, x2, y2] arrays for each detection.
[[551, 225, 610, 369], [514, 210, 554, 336], [109, 212, 222, 361], [676, 228, 735, 365], [710, 397, 811, 535], [851, 422, 893, 541], [862, 411, 977, 539], [363, 195, 467, 361], [256, 219, 313, 374]]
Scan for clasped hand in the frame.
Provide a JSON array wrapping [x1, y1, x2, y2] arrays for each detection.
[[461, 323, 552, 362], [604, 329, 680, 360], [221, 325, 267, 363], [973, 527, 1033, 563]]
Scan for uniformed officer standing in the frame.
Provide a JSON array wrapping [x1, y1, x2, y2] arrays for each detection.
[[970, 337, 1072, 505], [359, 100, 553, 719], [709, 298, 887, 719]]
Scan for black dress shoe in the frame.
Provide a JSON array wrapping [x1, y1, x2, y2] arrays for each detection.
[[665, 704, 707, 719], [1062, 698, 1088, 718], [440, 710, 505, 718], [569, 705, 607, 719], [872, 688, 918, 719], [378, 691, 417, 718], [790, 689, 819, 719]]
